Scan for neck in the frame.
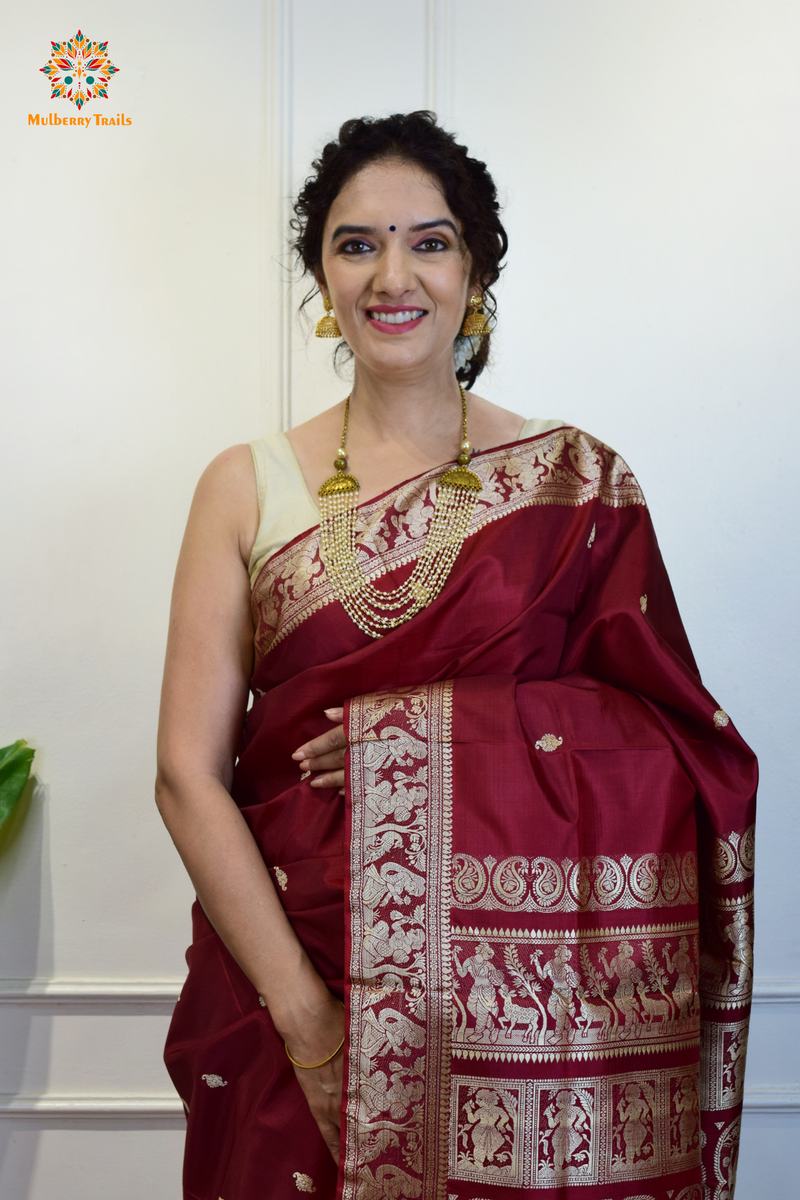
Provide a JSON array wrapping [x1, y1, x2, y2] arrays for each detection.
[[345, 358, 465, 458]]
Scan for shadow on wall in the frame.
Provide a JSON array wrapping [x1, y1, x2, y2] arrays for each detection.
[[0, 777, 54, 1194]]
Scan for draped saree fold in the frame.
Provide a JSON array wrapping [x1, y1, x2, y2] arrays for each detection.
[[164, 426, 756, 1200]]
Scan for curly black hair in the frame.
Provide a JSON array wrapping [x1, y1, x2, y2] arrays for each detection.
[[291, 111, 508, 389]]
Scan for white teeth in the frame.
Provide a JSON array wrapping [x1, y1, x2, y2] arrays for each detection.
[[370, 309, 423, 324]]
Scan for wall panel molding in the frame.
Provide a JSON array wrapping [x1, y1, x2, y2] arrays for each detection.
[[1, 1088, 795, 1122], [425, 0, 454, 125], [264, 0, 293, 431], [0, 1095, 184, 1121], [752, 978, 800, 1003], [0, 976, 795, 1006], [0, 978, 183, 1008], [0, 979, 795, 1119], [743, 1088, 800, 1114]]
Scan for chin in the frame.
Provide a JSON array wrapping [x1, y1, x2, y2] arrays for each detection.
[[358, 341, 433, 373]]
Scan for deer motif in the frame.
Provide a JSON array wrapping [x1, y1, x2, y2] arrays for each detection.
[[497, 984, 540, 1042], [574, 986, 612, 1040], [635, 982, 671, 1025]]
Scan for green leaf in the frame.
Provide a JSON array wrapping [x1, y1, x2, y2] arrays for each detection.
[[0, 741, 35, 829]]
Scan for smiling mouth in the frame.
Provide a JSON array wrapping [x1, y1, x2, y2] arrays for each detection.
[[366, 308, 426, 325]]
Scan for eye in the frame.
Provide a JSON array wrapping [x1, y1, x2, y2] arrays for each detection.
[[415, 236, 448, 252], [340, 239, 374, 255]]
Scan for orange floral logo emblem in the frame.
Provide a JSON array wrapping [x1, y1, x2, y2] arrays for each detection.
[[40, 30, 119, 111]]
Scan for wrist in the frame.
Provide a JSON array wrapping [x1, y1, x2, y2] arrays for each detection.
[[257, 961, 340, 1044], [284, 1001, 345, 1069]]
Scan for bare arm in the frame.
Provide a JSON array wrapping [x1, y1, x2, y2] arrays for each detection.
[[155, 445, 343, 1159]]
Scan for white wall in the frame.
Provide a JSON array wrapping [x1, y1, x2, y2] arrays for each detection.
[[1, 2, 797, 1196]]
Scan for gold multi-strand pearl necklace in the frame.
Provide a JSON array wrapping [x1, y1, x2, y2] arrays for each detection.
[[318, 384, 483, 638]]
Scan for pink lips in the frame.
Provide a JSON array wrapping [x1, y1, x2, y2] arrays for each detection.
[[365, 305, 427, 335]]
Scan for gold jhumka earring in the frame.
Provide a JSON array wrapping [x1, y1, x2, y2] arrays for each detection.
[[318, 386, 483, 638], [460, 294, 491, 337], [315, 295, 342, 338]]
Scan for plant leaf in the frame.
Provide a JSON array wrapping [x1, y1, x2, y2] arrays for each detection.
[[0, 741, 35, 829]]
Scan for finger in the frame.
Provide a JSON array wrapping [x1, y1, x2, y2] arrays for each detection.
[[302, 749, 345, 772], [309, 769, 345, 789], [325, 707, 344, 721], [315, 1116, 341, 1163], [292, 723, 346, 762]]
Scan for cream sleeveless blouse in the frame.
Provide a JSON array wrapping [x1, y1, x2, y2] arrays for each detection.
[[247, 417, 565, 584]]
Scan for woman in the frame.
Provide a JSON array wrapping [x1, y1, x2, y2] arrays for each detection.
[[157, 112, 756, 1200]]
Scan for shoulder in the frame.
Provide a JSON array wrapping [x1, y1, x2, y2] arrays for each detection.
[[563, 428, 644, 506], [196, 443, 256, 499], [496, 424, 647, 510], [191, 444, 259, 563]]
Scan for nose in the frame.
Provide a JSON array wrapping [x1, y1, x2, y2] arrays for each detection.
[[372, 241, 415, 298]]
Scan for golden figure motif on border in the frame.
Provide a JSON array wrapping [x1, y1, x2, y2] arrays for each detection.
[[456, 1083, 520, 1180], [343, 685, 454, 1200], [612, 1078, 655, 1172], [700, 892, 754, 1009], [449, 1065, 701, 1188], [450, 925, 699, 1061], [712, 1114, 741, 1200], [701, 1018, 749, 1110]]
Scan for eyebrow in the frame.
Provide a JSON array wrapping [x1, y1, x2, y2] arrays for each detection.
[[329, 218, 460, 242]]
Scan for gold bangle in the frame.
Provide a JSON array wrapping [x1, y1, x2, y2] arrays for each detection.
[[283, 999, 346, 1070], [285, 1031, 345, 1070]]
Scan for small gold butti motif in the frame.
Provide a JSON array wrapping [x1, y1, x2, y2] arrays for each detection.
[[535, 734, 563, 753], [201, 1073, 227, 1088], [640, 594, 648, 614], [274, 866, 288, 892], [293, 1173, 317, 1193], [713, 709, 730, 729], [587, 522, 596, 549]]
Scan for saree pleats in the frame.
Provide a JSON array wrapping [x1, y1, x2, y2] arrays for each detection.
[[165, 428, 756, 1200]]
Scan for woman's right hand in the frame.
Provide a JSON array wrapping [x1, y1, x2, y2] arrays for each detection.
[[293, 708, 347, 792], [282, 995, 346, 1163]]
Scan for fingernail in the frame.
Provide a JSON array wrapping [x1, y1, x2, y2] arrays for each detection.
[[325, 708, 344, 718], [297, 759, 310, 771], [291, 749, 306, 760]]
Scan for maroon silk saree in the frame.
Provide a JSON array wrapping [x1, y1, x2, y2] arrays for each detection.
[[165, 427, 756, 1200]]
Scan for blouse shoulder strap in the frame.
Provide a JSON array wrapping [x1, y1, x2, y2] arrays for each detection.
[[247, 433, 320, 584]]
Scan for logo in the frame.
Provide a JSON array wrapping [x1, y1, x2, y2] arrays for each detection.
[[39, 30, 119, 112]]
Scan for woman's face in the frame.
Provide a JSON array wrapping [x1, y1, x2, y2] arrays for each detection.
[[318, 158, 473, 380]]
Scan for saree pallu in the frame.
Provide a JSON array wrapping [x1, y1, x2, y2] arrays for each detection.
[[164, 428, 757, 1200]]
